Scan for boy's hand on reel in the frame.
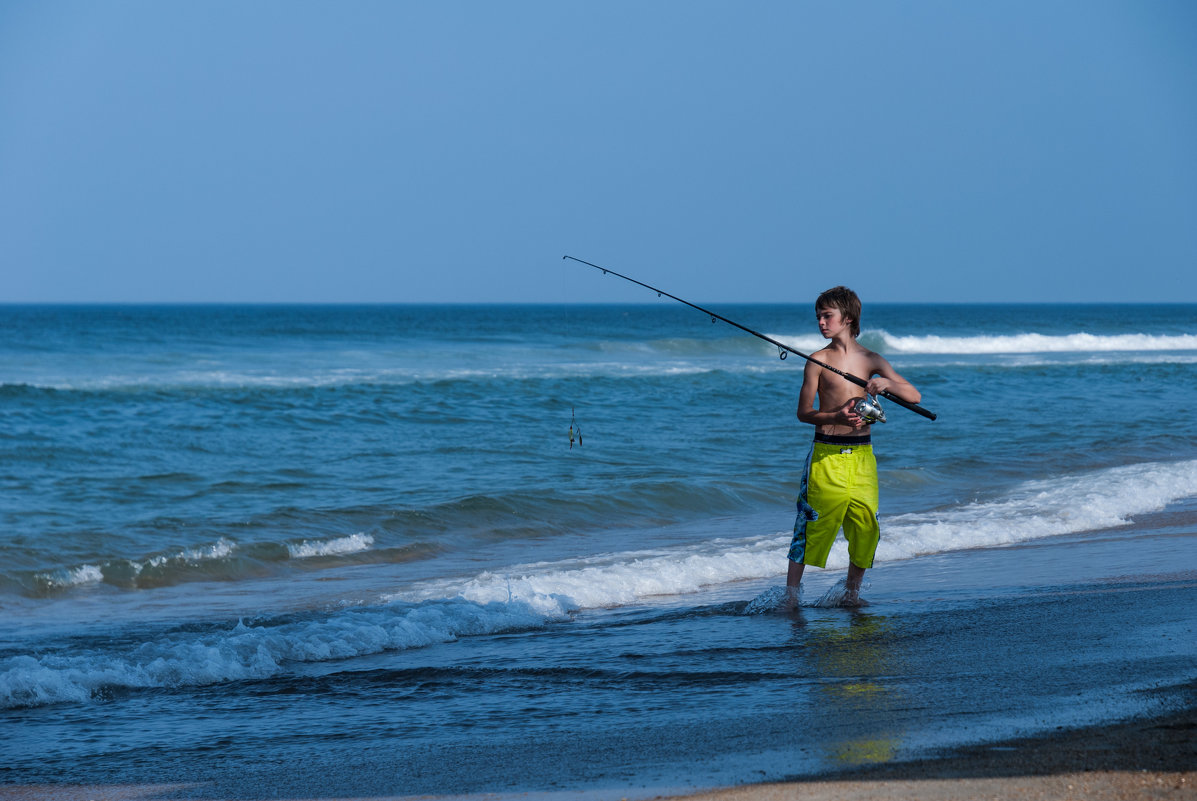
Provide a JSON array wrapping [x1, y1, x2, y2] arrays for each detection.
[[837, 398, 866, 429]]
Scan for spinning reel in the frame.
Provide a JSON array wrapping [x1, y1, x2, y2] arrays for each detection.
[[852, 394, 887, 424]]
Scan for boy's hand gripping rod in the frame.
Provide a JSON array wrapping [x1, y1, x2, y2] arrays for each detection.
[[564, 255, 937, 421]]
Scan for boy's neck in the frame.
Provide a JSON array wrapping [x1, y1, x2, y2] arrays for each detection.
[[827, 331, 859, 351]]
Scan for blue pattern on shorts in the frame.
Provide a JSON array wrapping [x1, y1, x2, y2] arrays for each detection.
[[788, 444, 817, 563]]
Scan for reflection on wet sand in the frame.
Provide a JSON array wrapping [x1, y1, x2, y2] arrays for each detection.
[[787, 609, 904, 767]]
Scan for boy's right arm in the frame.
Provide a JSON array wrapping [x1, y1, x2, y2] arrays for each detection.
[[796, 360, 820, 424]]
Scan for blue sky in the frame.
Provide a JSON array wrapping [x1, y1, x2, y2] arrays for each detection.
[[2, 1, 1194, 303]]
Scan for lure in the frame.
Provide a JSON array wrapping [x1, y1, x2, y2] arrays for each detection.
[[569, 407, 583, 449]]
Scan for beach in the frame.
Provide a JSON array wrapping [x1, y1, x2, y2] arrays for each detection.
[[2, 303, 1195, 799], [5, 0, 1197, 794], [3, 511, 1194, 800]]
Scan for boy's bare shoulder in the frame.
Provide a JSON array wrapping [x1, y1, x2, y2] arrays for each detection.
[[863, 346, 888, 365], [866, 347, 896, 367]]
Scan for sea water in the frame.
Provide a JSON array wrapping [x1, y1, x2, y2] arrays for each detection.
[[1, 303, 1195, 796]]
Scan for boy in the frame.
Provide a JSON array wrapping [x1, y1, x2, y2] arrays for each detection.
[[785, 286, 921, 608]]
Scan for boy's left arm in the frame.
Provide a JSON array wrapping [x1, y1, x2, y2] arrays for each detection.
[[865, 354, 921, 404]]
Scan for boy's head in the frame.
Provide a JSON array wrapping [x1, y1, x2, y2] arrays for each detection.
[[816, 286, 861, 338]]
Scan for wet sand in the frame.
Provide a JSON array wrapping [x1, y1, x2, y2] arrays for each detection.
[[2, 698, 1193, 801], [671, 694, 1196, 801]]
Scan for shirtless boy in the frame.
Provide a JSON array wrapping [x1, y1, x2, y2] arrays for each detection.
[[785, 286, 921, 607]]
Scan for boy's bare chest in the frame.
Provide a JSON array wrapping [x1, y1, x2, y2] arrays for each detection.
[[818, 351, 871, 384], [814, 352, 870, 402]]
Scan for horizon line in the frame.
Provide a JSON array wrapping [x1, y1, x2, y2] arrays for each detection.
[[3, 299, 1196, 307]]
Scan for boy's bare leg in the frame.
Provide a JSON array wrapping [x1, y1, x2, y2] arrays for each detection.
[[844, 563, 868, 607], [784, 560, 805, 609]]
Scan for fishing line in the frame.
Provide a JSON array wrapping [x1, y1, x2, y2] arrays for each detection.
[[563, 255, 936, 421], [569, 407, 582, 449]]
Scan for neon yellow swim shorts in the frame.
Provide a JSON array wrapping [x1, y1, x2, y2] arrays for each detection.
[[788, 433, 880, 569]]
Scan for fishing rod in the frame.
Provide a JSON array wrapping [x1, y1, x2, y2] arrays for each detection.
[[564, 255, 937, 421]]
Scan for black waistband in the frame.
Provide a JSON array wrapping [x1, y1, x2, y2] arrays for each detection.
[[814, 432, 872, 446]]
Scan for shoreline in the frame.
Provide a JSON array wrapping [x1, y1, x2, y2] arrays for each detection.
[[3, 695, 1193, 801], [4, 542, 1194, 801]]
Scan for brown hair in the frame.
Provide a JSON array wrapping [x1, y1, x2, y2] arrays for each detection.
[[816, 286, 861, 338]]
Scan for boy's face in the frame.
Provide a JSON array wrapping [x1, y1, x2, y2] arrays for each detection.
[[816, 305, 853, 339]]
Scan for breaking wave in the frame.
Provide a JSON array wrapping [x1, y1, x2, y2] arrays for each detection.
[[6, 458, 1193, 709], [875, 330, 1197, 355], [30, 533, 377, 594]]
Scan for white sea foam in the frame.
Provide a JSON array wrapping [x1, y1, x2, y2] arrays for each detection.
[[870, 459, 1197, 562], [145, 538, 236, 568], [0, 597, 559, 709], [287, 532, 374, 558], [878, 330, 1197, 355], [33, 539, 240, 592], [762, 330, 1197, 356], [36, 564, 104, 590], [34, 535, 376, 593], [403, 535, 784, 615]]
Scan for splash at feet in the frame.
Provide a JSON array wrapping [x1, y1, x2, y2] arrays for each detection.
[[744, 578, 870, 613], [812, 577, 870, 608]]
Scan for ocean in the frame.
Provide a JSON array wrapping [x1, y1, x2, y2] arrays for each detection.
[[2, 301, 1195, 798]]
